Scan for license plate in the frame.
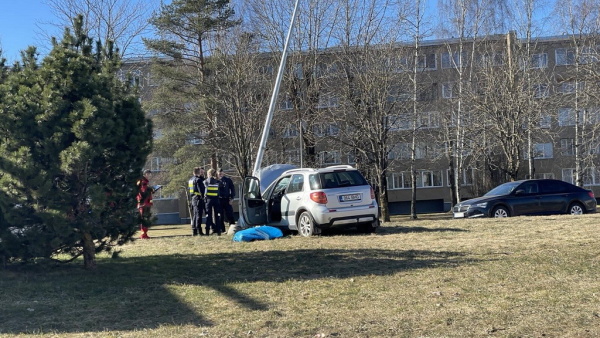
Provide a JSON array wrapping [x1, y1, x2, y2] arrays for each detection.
[[453, 212, 465, 218], [339, 194, 361, 202]]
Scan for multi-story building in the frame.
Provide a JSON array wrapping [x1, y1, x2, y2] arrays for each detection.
[[125, 32, 600, 222]]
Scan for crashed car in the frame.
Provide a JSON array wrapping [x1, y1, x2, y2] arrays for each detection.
[[239, 164, 380, 236]]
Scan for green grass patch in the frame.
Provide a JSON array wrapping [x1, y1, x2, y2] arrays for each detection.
[[1, 214, 599, 337]]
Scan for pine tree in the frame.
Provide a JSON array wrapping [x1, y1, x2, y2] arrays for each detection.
[[142, 0, 240, 192], [0, 16, 153, 269]]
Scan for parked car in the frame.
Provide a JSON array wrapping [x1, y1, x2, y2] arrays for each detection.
[[453, 179, 597, 218], [239, 165, 380, 236]]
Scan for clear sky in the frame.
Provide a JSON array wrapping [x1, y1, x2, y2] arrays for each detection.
[[0, 0, 56, 63]]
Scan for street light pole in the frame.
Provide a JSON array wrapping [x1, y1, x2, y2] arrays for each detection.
[[252, 0, 301, 177]]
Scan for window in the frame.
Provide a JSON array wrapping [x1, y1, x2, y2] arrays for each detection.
[[313, 123, 339, 137], [583, 167, 600, 186], [580, 46, 599, 64], [287, 174, 305, 193], [533, 84, 549, 98], [279, 95, 294, 110], [520, 53, 548, 69], [441, 51, 467, 69], [530, 53, 548, 68], [524, 143, 553, 159], [556, 48, 575, 65], [150, 157, 173, 172], [442, 82, 457, 99], [558, 108, 577, 126], [562, 168, 576, 184], [534, 172, 555, 179], [320, 151, 341, 165], [446, 168, 474, 186], [417, 170, 443, 187], [388, 113, 411, 131], [539, 113, 552, 128], [294, 63, 304, 79], [559, 81, 584, 94], [561, 138, 575, 156], [418, 111, 440, 129], [475, 52, 504, 67], [316, 93, 338, 108], [282, 123, 299, 138], [387, 170, 443, 189], [259, 65, 274, 75], [388, 143, 411, 160], [285, 150, 300, 163], [418, 53, 437, 70]]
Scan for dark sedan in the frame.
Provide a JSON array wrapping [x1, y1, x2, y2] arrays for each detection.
[[453, 179, 597, 218]]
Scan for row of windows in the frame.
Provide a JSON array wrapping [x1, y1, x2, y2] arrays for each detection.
[[387, 167, 600, 190]]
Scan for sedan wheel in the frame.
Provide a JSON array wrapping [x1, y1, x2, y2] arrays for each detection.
[[492, 206, 509, 218], [298, 211, 316, 237], [568, 203, 584, 215]]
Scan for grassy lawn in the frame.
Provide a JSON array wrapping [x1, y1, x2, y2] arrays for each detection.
[[1, 214, 599, 337]]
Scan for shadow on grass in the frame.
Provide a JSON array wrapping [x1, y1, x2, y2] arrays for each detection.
[[1, 248, 476, 334]]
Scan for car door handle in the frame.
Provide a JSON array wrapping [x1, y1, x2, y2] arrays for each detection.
[[296, 196, 302, 200]]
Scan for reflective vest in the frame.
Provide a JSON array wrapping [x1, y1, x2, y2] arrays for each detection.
[[205, 179, 220, 198], [188, 176, 201, 196]]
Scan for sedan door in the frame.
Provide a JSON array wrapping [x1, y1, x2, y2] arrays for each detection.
[[510, 182, 542, 215]]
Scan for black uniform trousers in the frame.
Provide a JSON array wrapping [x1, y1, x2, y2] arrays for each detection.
[[191, 195, 205, 235], [205, 197, 222, 234]]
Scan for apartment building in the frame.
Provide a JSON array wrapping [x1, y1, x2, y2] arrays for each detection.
[[125, 32, 600, 220]]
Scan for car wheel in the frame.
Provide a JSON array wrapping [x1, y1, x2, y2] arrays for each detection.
[[358, 219, 378, 234], [492, 206, 510, 218], [298, 211, 316, 237], [568, 202, 584, 215]]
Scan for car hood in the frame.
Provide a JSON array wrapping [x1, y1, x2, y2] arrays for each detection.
[[255, 164, 298, 191], [457, 195, 501, 206]]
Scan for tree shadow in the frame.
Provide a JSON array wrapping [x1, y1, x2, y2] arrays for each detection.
[[322, 225, 468, 236], [1, 248, 477, 334]]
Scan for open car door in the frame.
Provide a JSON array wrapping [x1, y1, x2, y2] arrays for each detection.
[[240, 176, 268, 227]]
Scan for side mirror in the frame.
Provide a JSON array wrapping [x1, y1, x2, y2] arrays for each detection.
[[514, 189, 525, 195]]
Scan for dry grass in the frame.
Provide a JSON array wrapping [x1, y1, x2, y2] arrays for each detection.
[[1, 214, 600, 337]]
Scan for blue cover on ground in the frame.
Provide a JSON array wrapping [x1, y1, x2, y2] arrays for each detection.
[[232, 226, 284, 242]]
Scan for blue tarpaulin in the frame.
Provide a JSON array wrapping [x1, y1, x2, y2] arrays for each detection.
[[232, 226, 284, 242]]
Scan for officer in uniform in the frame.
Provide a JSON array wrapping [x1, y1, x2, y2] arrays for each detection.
[[218, 168, 236, 233], [188, 167, 206, 236], [203, 168, 222, 235]]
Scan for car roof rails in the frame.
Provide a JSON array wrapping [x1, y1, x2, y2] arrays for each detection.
[[322, 165, 355, 170]]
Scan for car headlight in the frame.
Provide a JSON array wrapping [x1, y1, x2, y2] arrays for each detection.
[[475, 202, 488, 208]]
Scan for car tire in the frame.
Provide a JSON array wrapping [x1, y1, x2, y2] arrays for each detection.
[[298, 211, 316, 237], [358, 219, 378, 234], [492, 206, 510, 218], [568, 202, 584, 215]]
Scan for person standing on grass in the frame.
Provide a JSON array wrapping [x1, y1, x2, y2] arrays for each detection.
[[203, 168, 222, 235], [137, 169, 157, 239], [218, 168, 236, 233], [188, 167, 206, 236]]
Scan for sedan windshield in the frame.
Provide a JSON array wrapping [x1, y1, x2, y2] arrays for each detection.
[[484, 182, 521, 196]]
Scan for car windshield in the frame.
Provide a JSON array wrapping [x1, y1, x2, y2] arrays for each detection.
[[484, 182, 521, 196]]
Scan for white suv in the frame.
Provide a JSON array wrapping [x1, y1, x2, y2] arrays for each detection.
[[239, 165, 380, 236]]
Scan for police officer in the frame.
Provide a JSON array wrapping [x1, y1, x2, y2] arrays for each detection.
[[218, 168, 236, 233], [188, 167, 206, 236], [203, 168, 222, 235]]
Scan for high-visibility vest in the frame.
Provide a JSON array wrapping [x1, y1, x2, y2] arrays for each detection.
[[188, 177, 201, 196], [206, 180, 220, 198]]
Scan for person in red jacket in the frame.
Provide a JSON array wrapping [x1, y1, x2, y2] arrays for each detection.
[[137, 169, 157, 239]]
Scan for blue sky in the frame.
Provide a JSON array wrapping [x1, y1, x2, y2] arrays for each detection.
[[0, 0, 55, 63]]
